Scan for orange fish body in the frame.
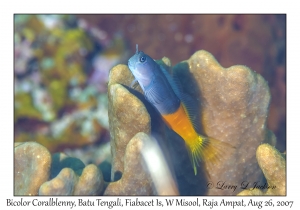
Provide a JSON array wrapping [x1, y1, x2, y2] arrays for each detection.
[[162, 103, 199, 145]]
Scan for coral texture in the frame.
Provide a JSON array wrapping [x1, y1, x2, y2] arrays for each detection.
[[39, 164, 105, 196], [39, 168, 77, 195], [14, 143, 105, 196], [14, 142, 51, 195], [108, 65, 150, 181], [73, 164, 105, 195], [39, 153, 104, 195], [238, 143, 286, 195]]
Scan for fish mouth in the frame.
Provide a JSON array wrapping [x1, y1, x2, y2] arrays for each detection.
[[128, 58, 134, 69], [128, 55, 138, 70]]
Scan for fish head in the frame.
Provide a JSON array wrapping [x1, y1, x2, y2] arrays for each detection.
[[128, 48, 158, 90]]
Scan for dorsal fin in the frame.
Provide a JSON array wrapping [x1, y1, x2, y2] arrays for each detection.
[[158, 64, 181, 98], [179, 94, 201, 133]]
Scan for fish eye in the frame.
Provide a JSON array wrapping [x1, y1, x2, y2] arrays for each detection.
[[140, 56, 146, 63]]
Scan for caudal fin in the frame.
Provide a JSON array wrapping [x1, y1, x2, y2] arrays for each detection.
[[187, 135, 234, 175]]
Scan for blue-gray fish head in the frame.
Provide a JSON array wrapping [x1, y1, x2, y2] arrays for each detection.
[[128, 48, 158, 89]]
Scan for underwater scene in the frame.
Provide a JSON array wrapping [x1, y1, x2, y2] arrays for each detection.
[[14, 14, 286, 196]]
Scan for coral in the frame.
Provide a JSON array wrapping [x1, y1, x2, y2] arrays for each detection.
[[14, 143, 105, 196], [14, 15, 109, 154], [14, 142, 51, 195], [107, 49, 276, 195], [107, 66, 150, 181], [256, 144, 286, 195], [39, 168, 77, 195], [238, 143, 286, 196], [35, 131, 152, 196], [39, 153, 105, 195], [73, 164, 105, 195], [173, 50, 275, 195], [104, 132, 153, 195]]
